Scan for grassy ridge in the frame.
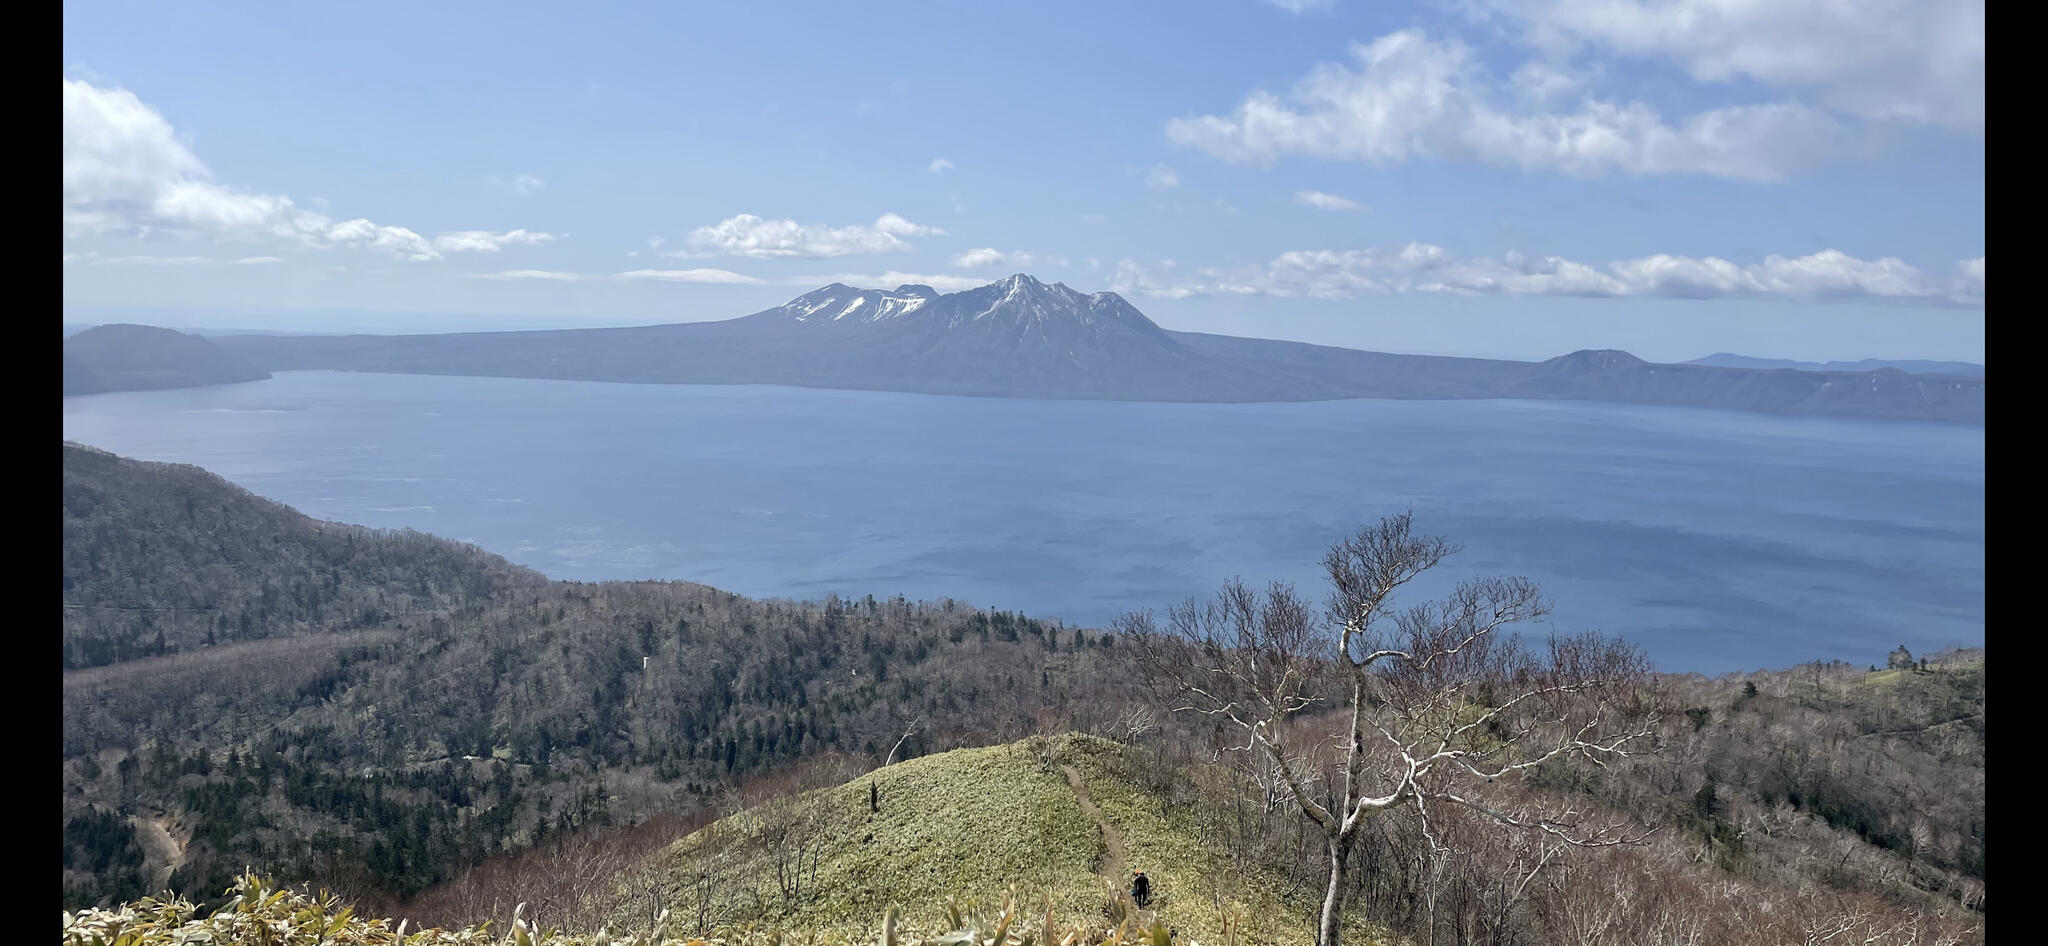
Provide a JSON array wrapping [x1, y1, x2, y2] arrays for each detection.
[[596, 735, 1400, 946], [606, 739, 1105, 939], [1058, 738, 1396, 946]]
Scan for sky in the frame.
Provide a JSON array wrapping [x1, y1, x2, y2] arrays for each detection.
[[62, 0, 1984, 363]]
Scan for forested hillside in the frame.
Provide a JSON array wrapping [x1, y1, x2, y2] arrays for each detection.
[[62, 324, 271, 394], [63, 444, 1126, 910], [63, 442, 541, 668], [60, 444, 1983, 945]]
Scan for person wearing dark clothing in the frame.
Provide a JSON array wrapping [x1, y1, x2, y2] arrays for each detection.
[[1131, 869, 1151, 907]]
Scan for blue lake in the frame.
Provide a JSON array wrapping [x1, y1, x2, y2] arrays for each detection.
[[62, 371, 1984, 674]]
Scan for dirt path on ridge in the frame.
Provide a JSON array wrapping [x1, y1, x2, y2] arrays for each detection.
[[1062, 763, 1160, 931], [1062, 764, 1127, 879]]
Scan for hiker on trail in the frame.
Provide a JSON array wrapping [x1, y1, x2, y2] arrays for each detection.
[[1131, 869, 1151, 907]]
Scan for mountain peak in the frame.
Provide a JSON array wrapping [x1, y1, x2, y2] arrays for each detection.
[[1542, 349, 1648, 371], [995, 273, 1090, 297], [773, 283, 936, 324], [915, 274, 1168, 343], [760, 274, 1168, 342]]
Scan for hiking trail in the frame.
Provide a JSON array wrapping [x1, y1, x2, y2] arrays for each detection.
[[1061, 763, 1160, 932]]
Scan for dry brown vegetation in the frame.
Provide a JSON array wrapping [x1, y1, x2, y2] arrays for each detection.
[[62, 445, 1984, 945]]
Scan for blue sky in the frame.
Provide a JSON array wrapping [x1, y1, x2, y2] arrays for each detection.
[[62, 0, 1984, 362]]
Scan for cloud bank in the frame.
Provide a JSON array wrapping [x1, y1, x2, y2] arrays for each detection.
[[1166, 30, 1855, 181], [1109, 246, 1984, 306], [1477, 0, 1983, 132], [63, 79, 554, 261], [681, 213, 944, 259]]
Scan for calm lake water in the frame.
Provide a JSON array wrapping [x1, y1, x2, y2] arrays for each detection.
[[62, 371, 1984, 674]]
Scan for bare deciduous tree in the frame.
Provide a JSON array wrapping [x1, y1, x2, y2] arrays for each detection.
[[1122, 511, 1659, 946]]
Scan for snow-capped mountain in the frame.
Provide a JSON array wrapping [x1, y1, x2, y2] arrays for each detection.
[[767, 283, 939, 324], [727, 273, 1238, 398], [206, 275, 1985, 422], [761, 274, 1165, 341], [922, 274, 1162, 333]]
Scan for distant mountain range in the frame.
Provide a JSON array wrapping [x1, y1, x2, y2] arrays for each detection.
[[112, 274, 1978, 423], [63, 324, 271, 395], [65, 322, 335, 339], [1684, 353, 1984, 378]]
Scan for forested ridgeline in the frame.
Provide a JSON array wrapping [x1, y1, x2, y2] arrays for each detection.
[[63, 570, 1121, 909], [61, 443, 1983, 945], [63, 441, 544, 668]]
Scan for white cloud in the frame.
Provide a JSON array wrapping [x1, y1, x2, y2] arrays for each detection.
[[948, 248, 1069, 270], [319, 219, 440, 261], [1478, 0, 1983, 132], [472, 269, 583, 281], [871, 213, 938, 237], [1109, 259, 1198, 299], [1143, 163, 1181, 190], [62, 78, 554, 260], [616, 268, 764, 284], [92, 255, 217, 266], [84, 253, 281, 266], [1294, 190, 1362, 211], [952, 248, 1006, 268], [1109, 246, 1984, 306], [1506, 61, 1585, 106], [792, 271, 990, 292], [1165, 30, 1852, 181], [1604, 249, 1929, 299], [1942, 257, 1985, 305], [429, 229, 555, 253], [929, 157, 955, 173], [681, 213, 944, 259], [485, 173, 547, 196]]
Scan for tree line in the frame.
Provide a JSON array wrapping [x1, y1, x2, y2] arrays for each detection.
[[61, 445, 1983, 944]]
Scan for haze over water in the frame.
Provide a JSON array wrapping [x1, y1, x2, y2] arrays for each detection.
[[62, 371, 1983, 674]]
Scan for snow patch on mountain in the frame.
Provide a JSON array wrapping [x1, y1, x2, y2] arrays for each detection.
[[775, 284, 937, 323]]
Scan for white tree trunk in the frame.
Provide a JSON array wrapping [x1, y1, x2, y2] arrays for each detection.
[[1318, 833, 1355, 946]]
